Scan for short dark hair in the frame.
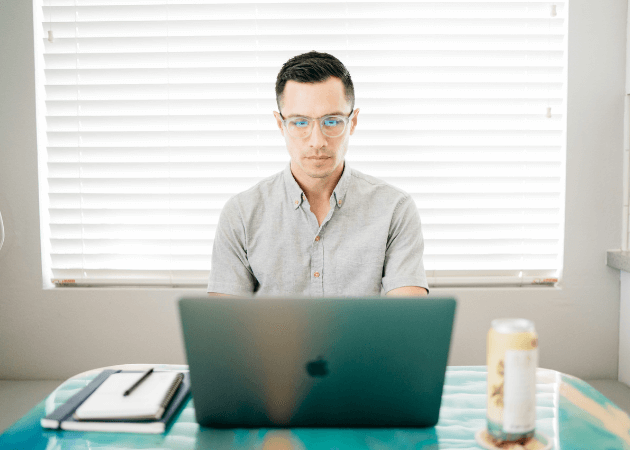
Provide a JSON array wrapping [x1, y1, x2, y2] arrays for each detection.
[[275, 51, 355, 114]]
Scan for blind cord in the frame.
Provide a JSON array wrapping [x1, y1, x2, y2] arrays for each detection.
[[47, 0, 53, 42]]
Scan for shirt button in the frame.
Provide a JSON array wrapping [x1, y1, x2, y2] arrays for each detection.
[[295, 200, 299, 205], [314, 272, 320, 278], [315, 236, 320, 242], [338, 200, 342, 206]]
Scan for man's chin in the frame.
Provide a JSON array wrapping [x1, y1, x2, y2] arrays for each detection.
[[304, 168, 334, 179], [301, 159, 336, 178], [291, 156, 344, 180]]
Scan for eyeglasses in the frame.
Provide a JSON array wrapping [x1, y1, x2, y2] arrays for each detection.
[[279, 110, 355, 139]]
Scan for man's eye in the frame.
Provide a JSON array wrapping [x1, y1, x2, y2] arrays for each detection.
[[323, 120, 339, 127], [293, 120, 309, 127]]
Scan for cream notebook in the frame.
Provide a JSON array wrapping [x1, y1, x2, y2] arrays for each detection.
[[73, 371, 184, 421]]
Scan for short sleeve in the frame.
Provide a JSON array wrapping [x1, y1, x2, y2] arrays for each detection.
[[207, 196, 258, 296], [381, 195, 430, 294]]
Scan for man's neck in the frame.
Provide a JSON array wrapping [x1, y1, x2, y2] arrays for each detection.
[[290, 160, 345, 204]]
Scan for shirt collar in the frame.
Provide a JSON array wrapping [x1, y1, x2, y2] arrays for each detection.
[[284, 163, 306, 209], [332, 162, 351, 209], [284, 161, 352, 210]]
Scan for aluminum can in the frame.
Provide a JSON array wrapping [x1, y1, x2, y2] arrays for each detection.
[[486, 318, 538, 443]]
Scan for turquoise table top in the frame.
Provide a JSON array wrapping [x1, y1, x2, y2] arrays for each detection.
[[1, 364, 630, 449]]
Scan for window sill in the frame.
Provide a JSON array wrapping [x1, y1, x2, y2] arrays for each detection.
[[607, 250, 630, 272]]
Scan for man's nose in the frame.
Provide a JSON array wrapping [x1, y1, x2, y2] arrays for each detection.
[[308, 120, 328, 147]]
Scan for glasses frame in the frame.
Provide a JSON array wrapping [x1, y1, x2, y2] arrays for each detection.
[[278, 109, 356, 139]]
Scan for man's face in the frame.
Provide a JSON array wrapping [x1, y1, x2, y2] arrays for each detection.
[[274, 77, 359, 182]]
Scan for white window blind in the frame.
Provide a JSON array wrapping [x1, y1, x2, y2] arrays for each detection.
[[33, 0, 567, 288]]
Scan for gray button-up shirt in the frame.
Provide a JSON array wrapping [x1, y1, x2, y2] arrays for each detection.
[[207, 162, 429, 297]]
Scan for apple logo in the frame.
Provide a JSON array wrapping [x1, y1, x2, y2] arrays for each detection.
[[306, 356, 329, 377]]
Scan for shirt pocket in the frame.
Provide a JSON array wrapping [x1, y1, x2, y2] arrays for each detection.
[[335, 245, 385, 267], [333, 246, 384, 296]]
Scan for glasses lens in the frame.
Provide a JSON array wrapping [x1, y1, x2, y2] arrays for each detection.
[[285, 115, 348, 138], [287, 118, 313, 139], [321, 116, 346, 137]]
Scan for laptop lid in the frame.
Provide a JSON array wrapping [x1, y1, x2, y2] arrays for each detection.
[[178, 296, 457, 428]]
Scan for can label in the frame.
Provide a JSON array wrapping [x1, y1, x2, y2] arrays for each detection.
[[503, 349, 537, 432], [487, 327, 538, 442]]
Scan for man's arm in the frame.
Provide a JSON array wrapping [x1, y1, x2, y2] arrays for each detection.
[[381, 195, 430, 295], [206, 196, 257, 296], [387, 286, 428, 297]]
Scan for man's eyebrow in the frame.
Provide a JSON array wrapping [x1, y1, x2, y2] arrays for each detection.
[[284, 111, 346, 118]]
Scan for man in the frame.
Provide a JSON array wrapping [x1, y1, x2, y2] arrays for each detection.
[[208, 51, 428, 297]]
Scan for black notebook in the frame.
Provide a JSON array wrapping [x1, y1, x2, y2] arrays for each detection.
[[41, 369, 190, 434]]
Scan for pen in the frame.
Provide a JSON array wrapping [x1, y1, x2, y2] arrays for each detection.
[[123, 368, 153, 396]]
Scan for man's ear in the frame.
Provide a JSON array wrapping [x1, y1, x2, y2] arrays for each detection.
[[273, 111, 285, 137], [349, 108, 360, 135]]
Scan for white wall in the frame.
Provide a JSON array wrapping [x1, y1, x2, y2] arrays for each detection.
[[0, 0, 626, 381], [621, 272, 630, 384], [619, 3, 630, 387]]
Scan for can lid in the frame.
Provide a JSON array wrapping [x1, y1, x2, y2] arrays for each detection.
[[491, 318, 536, 334]]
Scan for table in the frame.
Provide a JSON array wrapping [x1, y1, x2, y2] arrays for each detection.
[[1, 365, 629, 449]]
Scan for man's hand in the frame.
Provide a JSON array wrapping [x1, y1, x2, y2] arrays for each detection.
[[386, 286, 428, 297]]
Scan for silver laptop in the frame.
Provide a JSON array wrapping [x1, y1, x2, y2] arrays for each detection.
[[178, 296, 457, 428]]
